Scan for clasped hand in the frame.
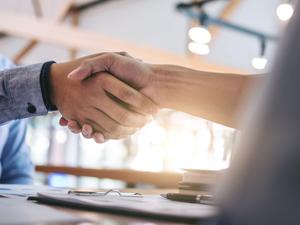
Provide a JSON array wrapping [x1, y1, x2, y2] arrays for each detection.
[[51, 52, 159, 143]]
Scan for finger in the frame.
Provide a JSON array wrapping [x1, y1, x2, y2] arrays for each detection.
[[102, 75, 158, 115], [92, 133, 105, 144], [67, 53, 115, 80], [85, 108, 140, 139], [82, 124, 93, 139], [68, 64, 92, 80], [68, 51, 135, 81], [59, 117, 68, 126], [95, 91, 152, 128], [68, 52, 135, 80], [67, 121, 81, 134]]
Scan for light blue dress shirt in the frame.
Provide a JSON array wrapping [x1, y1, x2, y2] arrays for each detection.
[[0, 56, 34, 184]]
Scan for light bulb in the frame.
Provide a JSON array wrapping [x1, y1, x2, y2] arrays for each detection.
[[251, 56, 268, 70], [188, 26, 211, 44], [188, 42, 210, 55], [276, 3, 294, 21]]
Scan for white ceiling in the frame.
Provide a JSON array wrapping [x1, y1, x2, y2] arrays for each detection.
[[0, 0, 286, 72]]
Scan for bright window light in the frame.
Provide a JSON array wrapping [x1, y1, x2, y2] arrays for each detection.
[[188, 42, 210, 55], [188, 26, 211, 44], [277, 3, 294, 21], [252, 56, 268, 70], [55, 130, 67, 144]]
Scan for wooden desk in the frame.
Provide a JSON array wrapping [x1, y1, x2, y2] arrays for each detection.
[[34, 189, 193, 225], [52, 206, 189, 225]]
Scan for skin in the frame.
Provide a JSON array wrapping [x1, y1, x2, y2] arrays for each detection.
[[49, 53, 158, 143], [64, 52, 262, 141]]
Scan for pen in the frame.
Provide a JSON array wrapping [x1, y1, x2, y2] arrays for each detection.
[[161, 193, 214, 205]]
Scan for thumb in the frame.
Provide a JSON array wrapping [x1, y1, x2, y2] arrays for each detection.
[[67, 55, 110, 80], [68, 64, 93, 80]]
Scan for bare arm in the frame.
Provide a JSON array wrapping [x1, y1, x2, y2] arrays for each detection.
[[149, 65, 262, 127], [67, 53, 263, 137]]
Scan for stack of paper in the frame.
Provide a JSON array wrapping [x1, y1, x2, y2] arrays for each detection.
[[178, 169, 224, 195]]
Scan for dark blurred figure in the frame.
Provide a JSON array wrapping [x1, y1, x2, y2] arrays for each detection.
[[217, 2, 300, 225]]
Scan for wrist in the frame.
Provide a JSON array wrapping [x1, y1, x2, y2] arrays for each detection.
[[49, 63, 66, 108], [147, 64, 173, 108], [49, 60, 86, 112]]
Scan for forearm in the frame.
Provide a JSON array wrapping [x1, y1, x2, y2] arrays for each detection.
[[150, 65, 262, 128], [0, 63, 48, 124]]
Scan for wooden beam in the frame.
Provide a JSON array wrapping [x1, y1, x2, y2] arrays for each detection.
[[69, 10, 80, 59], [55, 0, 75, 21], [35, 165, 182, 188], [13, 0, 75, 64], [14, 40, 39, 64], [209, 0, 241, 38], [0, 10, 242, 73]]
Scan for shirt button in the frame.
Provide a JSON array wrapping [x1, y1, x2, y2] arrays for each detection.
[[27, 103, 36, 114]]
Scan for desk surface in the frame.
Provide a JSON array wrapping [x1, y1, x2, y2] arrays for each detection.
[[34, 189, 191, 225]]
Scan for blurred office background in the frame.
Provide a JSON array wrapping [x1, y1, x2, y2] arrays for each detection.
[[0, 0, 293, 188]]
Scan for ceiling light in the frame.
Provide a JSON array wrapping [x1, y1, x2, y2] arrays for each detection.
[[251, 57, 268, 70], [188, 26, 211, 44], [188, 42, 210, 55], [276, 3, 294, 21]]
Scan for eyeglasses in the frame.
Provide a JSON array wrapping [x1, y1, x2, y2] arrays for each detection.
[[68, 189, 143, 197]]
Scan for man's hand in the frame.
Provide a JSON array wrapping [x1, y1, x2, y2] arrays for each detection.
[[61, 52, 160, 142], [61, 52, 257, 131], [50, 55, 158, 143]]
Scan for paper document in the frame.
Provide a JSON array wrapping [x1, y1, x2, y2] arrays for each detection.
[[37, 192, 218, 222], [0, 197, 85, 225], [0, 184, 67, 198]]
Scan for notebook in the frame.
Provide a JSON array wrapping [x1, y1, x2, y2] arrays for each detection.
[[34, 192, 218, 223]]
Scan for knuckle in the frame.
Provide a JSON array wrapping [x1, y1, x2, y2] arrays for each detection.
[[80, 59, 91, 68], [108, 123, 121, 134], [141, 101, 159, 115], [120, 89, 134, 101], [104, 52, 117, 63], [118, 112, 131, 124]]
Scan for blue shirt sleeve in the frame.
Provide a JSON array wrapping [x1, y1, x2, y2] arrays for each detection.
[[0, 120, 34, 184]]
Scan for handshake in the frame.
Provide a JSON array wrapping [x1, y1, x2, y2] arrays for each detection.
[[50, 52, 161, 143], [50, 51, 242, 142]]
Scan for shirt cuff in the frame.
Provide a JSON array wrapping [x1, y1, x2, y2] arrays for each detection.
[[40, 61, 57, 111], [5, 63, 48, 120]]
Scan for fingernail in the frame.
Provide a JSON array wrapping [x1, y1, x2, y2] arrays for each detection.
[[67, 67, 81, 78], [82, 127, 91, 138], [67, 73, 76, 78]]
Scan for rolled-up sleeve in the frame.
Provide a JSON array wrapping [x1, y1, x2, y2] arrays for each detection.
[[0, 63, 48, 124]]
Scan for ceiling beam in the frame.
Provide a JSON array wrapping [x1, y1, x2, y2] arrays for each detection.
[[0, 10, 243, 73], [209, 0, 241, 38], [13, 0, 75, 64]]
